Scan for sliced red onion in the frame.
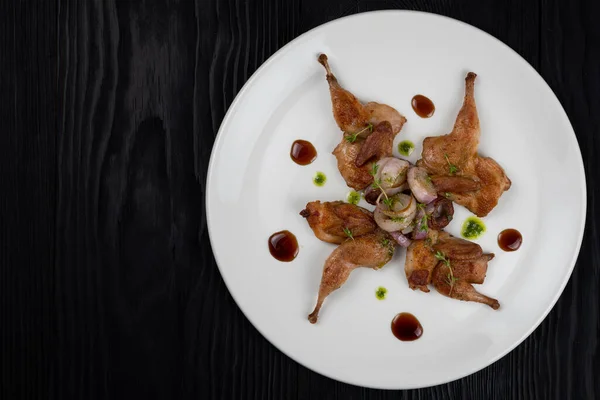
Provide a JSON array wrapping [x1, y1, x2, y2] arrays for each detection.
[[425, 200, 436, 214], [375, 157, 409, 196], [374, 207, 407, 232], [411, 208, 428, 240], [377, 193, 416, 218], [407, 166, 437, 204], [390, 231, 412, 247], [374, 193, 417, 232], [386, 182, 409, 196], [412, 227, 428, 240]]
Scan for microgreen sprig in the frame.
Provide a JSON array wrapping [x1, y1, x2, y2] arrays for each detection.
[[344, 123, 373, 143], [434, 250, 458, 294], [343, 227, 354, 241], [369, 163, 391, 204], [419, 213, 429, 232], [444, 153, 459, 175]]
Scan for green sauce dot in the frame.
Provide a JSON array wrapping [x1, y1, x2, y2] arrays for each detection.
[[375, 286, 388, 300], [346, 190, 360, 205], [398, 140, 415, 156], [461, 216, 486, 239], [313, 172, 326, 187]]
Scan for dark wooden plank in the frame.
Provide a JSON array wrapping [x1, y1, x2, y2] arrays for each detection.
[[56, 0, 206, 398], [535, 1, 600, 399], [0, 1, 58, 399]]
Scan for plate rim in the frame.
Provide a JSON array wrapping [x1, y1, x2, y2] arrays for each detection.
[[205, 9, 587, 389]]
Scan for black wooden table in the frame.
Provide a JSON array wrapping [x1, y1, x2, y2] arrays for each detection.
[[2, 1, 599, 399]]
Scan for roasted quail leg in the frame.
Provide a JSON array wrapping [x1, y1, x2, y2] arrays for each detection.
[[308, 230, 395, 323], [418, 73, 510, 217], [318, 54, 370, 134], [318, 54, 406, 136], [431, 254, 499, 309]]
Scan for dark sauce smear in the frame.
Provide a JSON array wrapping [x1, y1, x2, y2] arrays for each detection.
[[411, 95, 435, 118], [391, 312, 423, 341], [498, 229, 523, 252], [268, 230, 299, 262], [290, 140, 317, 165]]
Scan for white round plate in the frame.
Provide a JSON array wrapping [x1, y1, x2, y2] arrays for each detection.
[[206, 11, 586, 389]]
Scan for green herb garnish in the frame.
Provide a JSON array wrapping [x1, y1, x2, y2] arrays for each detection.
[[313, 171, 326, 186], [461, 216, 486, 239], [434, 251, 458, 294], [375, 286, 388, 300], [444, 153, 459, 175], [380, 237, 394, 256], [419, 213, 429, 232], [397, 140, 415, 156], [346, 190, 361, 205], [369, 163, 390, 202], [382, 197, 395, 210], [344, 123, 373, 143], [343, 227, 354, 241]]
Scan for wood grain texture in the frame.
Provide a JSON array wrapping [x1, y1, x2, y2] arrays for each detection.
[[0, 1, 58, 399], [1, 0, 598, 399]]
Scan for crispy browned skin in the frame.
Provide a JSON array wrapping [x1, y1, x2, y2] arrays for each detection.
[[364, 102, 407, 136], [433, 231, 482, 260], [318, 54, 370, 134], [432, 255, 499, 309], [332, 139, 374, 190], [404, 231, 499, 308], [430, 175, 480, 193], [300, 201, 377, 244], [319, 54, 406, 189], [308, 230, 394, 324], [404, 232, 439, 292], [318, 54, 406, 135], [418, 73, 511, 217], [355, 121, 399, 167]]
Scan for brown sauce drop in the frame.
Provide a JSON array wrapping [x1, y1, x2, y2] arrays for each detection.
[[391, 313, 423, 341], [268, 230, 299, 262], [411, 95, 435, 118], [290, 140, 317, 165], [498, 229, 523, 252]]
